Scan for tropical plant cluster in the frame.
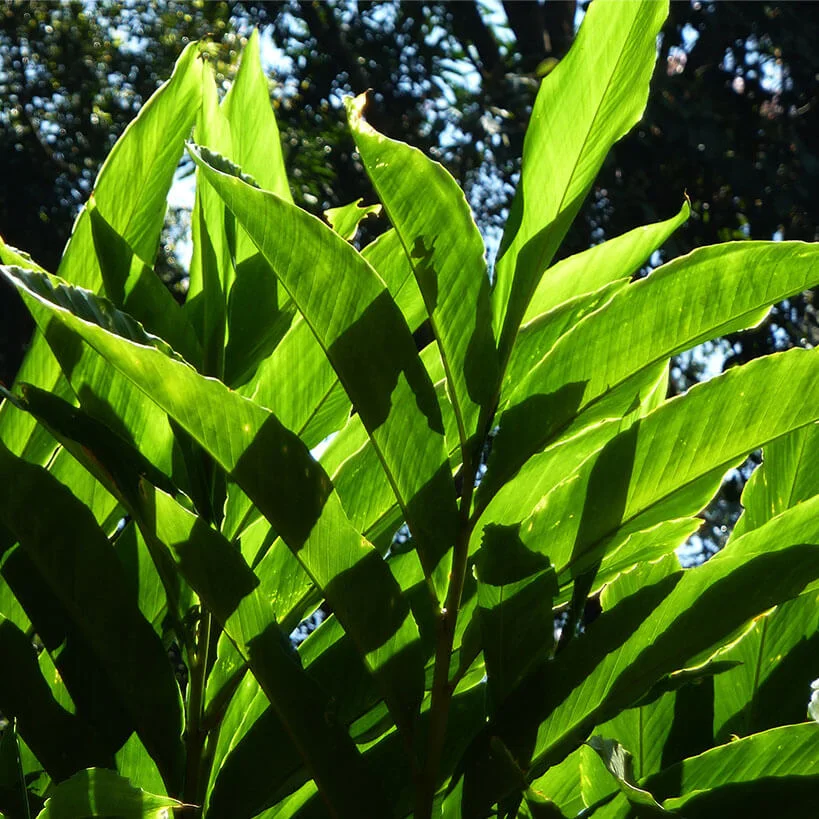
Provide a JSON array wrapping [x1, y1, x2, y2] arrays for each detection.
[[0, 2, 818, 817]]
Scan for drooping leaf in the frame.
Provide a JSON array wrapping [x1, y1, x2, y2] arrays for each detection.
[[523, 201, 690, 324], [504, 201, 689, 398], [493, 242, 819, 490], [514, 349, 819, 582]]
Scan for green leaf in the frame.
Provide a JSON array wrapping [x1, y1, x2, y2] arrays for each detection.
[[88, 204, 201, 367], [515, 349, 819, 582], [0, 440, 184, 789], [64, 43, 203, 285], [644, 723, 819, 813], [0, 241, 63, 466], [523, 200, 690, 324], [732, 422, 819, 538], [189, 144, 459, 593], [114, 734, 166, 800], [585, 736, 673, 816], [475, 526, 557, 709], [492, 0, 667, 361], [0, 39, 203, 463], [362, 228, 428, 335], [35, 768, 183, 819], [325, 198, 382, 241], [713, 590, 819, 741], [186, 67, 231, 378], [221, 30, 291, 203], [525, 747, 586, 818], [347, 94, 498, 449], [504, 201, 689, 401], [221, 31, 293, 386]]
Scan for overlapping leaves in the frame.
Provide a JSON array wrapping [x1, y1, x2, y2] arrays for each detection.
[[1, 2, 818, 817]]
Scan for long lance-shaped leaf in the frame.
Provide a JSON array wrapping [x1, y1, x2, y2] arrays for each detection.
[[0, 440, 184, 789], [466, 497, 819, 810], [347, 94, 498, 452], [522, 201, 690, 325], [492, 242, 819, 503], [492, 0, 667, 362], [223, 31, 293, 386], [189, 145, 459, 593], [509, 241, 819, 413], [732, 421, 819, 539], [185, 34, 292, 384], [644, 723, 819, 813], [221, 30, 291, 204], [0, 266, 425, 739], [186, 62, 233, 377], [516, 349, 818, 581], [0, 42, 203, 461], [62, 43, 204, 286]]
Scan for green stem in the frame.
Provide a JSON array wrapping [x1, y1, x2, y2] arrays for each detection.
[[184, 609, 212, 810], [417, 446, 478, 819]]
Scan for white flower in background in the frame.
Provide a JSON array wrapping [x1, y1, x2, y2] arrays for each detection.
[[809, 679, 819, 724]]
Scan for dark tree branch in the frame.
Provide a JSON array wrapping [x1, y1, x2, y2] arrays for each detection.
[[542, 0, 576, 60], [448, 1, 503, 75], [299, 1, 372, 93], [503, 0, 576, 69]]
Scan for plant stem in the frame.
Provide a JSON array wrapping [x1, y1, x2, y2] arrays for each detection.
[[183, 609, 212, 810], [417, 447, 478, 819]]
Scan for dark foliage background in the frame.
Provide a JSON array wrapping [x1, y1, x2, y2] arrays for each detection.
[[1, 0, 816, 554]]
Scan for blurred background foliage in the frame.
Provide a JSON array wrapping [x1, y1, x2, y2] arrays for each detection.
[[1, 0, 817, 554]]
